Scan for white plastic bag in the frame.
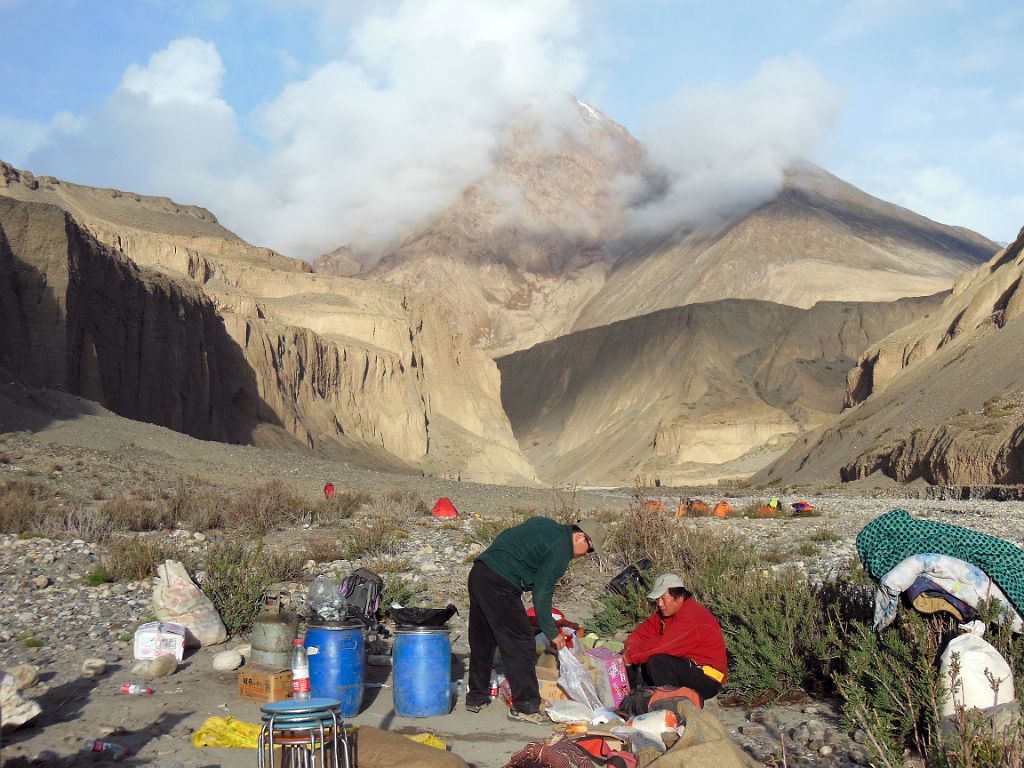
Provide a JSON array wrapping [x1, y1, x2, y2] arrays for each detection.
[[152, 560, 227, 647], [557, 647, 602, 710], [544, 700, 596, 723], [939, 624, 1014, 717]]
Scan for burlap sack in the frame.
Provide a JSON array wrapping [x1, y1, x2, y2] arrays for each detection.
[[647, 700, 759, 768], [357, 726, 469, 768]]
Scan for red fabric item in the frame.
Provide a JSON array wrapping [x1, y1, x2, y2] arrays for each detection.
[[324, 483, 335, 499], [623, 598, 727, 682], [431, 497, 458, 518], [526, 606, 580, 648], [503, 734, 594, 768]]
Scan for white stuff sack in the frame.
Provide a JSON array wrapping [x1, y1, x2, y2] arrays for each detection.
[[543, 700, 596, 723], [939, 628, 1014, 717], [152, 560, 227, 647], [557, 647, 602, 711]]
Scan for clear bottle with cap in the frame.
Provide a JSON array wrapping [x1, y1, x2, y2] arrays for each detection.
[[291, 638, 311, 701], [119, 683, 154, 695], [82, 739, 133, 760]]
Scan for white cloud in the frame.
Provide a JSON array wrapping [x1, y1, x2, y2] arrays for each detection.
[[848, 160, 1024, 244], [24, 0, 588, 259], [620, 55, 841, 237], [825, 0, 954, 43]]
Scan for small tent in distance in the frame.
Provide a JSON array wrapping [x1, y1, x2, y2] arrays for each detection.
[[431, 497, 458, 519]]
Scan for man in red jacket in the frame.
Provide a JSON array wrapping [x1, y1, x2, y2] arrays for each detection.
[[623, 573, 727, 702]]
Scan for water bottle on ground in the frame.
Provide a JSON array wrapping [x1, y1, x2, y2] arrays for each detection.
[[119, 683, 154, 695], [82, 739, 133, 760], [291, 638, 311, 701], [489, 669, 499, 700]]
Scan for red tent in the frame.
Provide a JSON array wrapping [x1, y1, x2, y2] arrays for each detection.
[[431, 497, 458, 518]]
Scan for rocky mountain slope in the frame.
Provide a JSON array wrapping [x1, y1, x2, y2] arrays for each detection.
[[0, 162, 536, 484], [498, 294, 942, 486], [315, 101, 996, 357], [758, 226, 1024, 486]]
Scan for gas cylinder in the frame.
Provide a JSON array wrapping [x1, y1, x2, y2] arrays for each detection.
[[250, 594, 298, 669]]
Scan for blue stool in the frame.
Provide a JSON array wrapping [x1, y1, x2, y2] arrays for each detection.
[[257, 698, 353, 768]]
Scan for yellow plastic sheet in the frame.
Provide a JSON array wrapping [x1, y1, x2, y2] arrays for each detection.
[[192, 716, 262, 748], [406, 732, 447, 750]]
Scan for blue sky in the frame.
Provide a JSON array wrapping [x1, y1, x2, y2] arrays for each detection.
[[1, 0, 1021, 259]]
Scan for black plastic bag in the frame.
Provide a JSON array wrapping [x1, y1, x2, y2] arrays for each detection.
[[607, 558, 654, 596], [388, 603, 459, 627]]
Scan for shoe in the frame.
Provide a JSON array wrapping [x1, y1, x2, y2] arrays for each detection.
[[465, 700, 488, 713], [507, 709, 548, 725]]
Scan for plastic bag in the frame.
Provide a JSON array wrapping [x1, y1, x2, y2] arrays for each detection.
[[389, 604, 458, 627], [544, 700, 597, 723], [152, 560, 227, 647], [939, 626, 1015, 717], [557, 647, 602, 711], [308, 574, 346, 622], [192, 716, 261, 748]]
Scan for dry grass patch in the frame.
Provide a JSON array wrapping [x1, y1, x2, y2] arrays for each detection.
[[0, 479, 51, 534]]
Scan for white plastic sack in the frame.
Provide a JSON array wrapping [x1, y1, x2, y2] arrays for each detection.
[[557, 647, 603, 711], [152, 560, 227, 647], [939, 626, 1014, 717], [610, 724, 667, 754], [544, 700, 597, 723]]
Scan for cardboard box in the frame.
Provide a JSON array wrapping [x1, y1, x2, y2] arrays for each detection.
[[238, 664, 293, 703], [133, 621, 186, 661], [535, 662, 570, 703], [583, 647, 630, 708]]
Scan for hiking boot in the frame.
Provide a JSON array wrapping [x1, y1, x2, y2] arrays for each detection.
[[507, 709, 547, 725], [465, 700, 488, 713]]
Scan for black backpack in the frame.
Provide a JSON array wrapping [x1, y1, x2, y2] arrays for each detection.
[[338, 568, 386, 633]]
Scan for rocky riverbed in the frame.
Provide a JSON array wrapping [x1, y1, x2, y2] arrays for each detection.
[[3, 493, 1023, 767]]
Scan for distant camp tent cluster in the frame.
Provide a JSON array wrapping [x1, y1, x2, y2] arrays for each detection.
[[672, 497, 815, 518]]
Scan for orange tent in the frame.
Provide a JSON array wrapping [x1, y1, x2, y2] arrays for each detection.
[[645, 500, 665, 513], [713, 501, 733, 518], [678, 499, 710, 517], [431, 497, 458, 519], [755, 504, 778, 518]]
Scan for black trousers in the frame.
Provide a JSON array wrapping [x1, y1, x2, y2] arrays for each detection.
[[467, 560, 541, 713], [626, 653, 723, 701]]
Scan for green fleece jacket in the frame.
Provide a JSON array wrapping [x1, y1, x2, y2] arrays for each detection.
[[476, 517, 573, 639]]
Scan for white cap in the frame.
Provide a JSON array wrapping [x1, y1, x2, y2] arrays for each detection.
[[647, 573, 686, 599]]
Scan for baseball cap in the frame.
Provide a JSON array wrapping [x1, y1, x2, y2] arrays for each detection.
[[647, 573, 686, 599]]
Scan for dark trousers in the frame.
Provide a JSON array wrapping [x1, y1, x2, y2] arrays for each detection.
[[467, 560, 541, 713], [627, 654, 723, 701]]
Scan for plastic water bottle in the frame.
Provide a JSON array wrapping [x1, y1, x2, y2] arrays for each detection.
[[489, 669, 499, 700], [291, 638, 311, 701], [119, 683, 154, 695], [82, 739, 133, 760]]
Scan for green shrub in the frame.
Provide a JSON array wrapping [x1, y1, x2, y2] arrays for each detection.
[[306, 492, 371, 526], [0, 480, 51, 534], [343, 518, 404, 559], [305, 537, 347, 564], [103, 537, 185, 581], [382, 573, 425, 608], [707, 570, 839, 704], [83, 564, 113, 586], [607, 488, 676, 568], [226, 480, 305, 536], [201, 540, 278, 635], [103, 495, 174, 531], [466, 516, 522, 548], [589, 578, 653, 636]]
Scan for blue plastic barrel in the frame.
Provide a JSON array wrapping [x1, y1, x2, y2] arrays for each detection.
[[393, 627, 452, 717], [304, 625, 364, 717]]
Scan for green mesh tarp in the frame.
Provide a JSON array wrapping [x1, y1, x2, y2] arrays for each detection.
[[856, 508, 1024, 613]]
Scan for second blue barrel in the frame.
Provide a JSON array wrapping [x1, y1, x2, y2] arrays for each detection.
[[304, 625, 364, 717], [393, 627, 452, 717]]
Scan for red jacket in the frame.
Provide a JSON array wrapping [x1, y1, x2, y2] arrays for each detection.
[[624, 598, 727, 681]]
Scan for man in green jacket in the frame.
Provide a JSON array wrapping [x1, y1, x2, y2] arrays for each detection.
[[466, 516, 607, 723]]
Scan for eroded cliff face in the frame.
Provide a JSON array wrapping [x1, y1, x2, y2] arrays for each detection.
[[0, 162, 535, 484], [498, 296, 940, 486], [758, 226, 1024, 486], [0, 196, 267, 445]]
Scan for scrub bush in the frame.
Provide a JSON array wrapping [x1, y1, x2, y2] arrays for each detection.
[[201, 540, 277, 635]]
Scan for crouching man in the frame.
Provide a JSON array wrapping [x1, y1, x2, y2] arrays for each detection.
[[623, 573, 727, 704]]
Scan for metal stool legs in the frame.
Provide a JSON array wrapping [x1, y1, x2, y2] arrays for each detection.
[[257, 701, 350, 768]]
